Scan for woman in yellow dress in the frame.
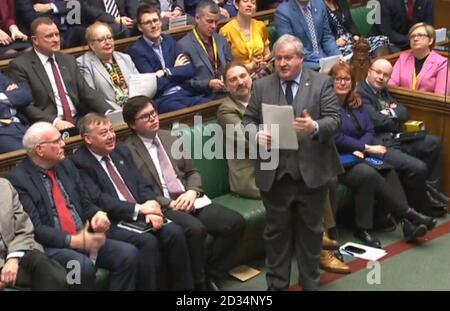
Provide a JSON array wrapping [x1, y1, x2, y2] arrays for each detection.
[[219, 0, 271, 78]]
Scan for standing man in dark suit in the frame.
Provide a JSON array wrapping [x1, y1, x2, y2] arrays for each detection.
[[129, 5, 209, 113], [178, 0, 232, 99], [379, 0, 434, 51], [81, 0, 139, 37], [8, 17, 111, 131], [0, 72, 33, 153], [242, 34, 342, 291], [0, 177, 66, 291], [71, 113, 193, 290], [6, 122, 139, 290], [122, 96, 246, 291], [358, 59, 447, 217]]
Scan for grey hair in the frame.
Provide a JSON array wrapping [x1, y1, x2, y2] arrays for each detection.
[[272, 34, 305, 56], [22, 122, 55, 153], [195, 0, 220, 17]]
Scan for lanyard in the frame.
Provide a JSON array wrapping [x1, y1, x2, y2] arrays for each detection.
[[193, 28, 219, 72], [412, 68, 418, 90]]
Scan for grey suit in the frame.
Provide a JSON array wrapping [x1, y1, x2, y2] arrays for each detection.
[[242, 70, 342, 290], [178, 31, 232, 98], [77, 51, 140, 110], [8, 50, 111, 123], [217, 96, 260, 199], [0, 178, 65, 290]]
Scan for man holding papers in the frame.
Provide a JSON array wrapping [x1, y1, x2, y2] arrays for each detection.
[[71, 113, 193, 291], [242, 34, 342, 291], [122, 96, 245, 291]]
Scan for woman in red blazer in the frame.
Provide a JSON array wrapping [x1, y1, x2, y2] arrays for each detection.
[[389, 23, 449, 95], [0, 0, 30, 55]]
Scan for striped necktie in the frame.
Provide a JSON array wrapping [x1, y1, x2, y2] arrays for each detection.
[[303, 6, 319, 53], [104, 0, 120, 18]]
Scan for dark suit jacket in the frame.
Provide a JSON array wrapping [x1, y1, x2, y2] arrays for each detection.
[[0, 72, 32, 122], [123, 130, 203, 209], [8, 50, 111, 123], [71, 144, 157, 222], [334, 104, 375, 154], [0, 178, 43, 268], [140, 0, 184, 12], [242, 70, 343, 191], [15, 0, 69, 34], [178, 31, 232, 95], [358, 79, 409, 140], [6, 158, 100, 249], [81, 0, 139, 24], [129, 34, 195, 97], [379, 0, 434, 50]]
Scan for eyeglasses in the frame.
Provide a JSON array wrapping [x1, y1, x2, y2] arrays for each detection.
[[139, 18, 160, 26], [334, 77, 351, 83], [37, 135, 64, 146], [135, 111, 158, 121], [91, 35, 114, 43], [409, 33, 429, 40], [369, 67, 391, 79]]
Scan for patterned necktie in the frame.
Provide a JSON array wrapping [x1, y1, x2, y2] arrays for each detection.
[[48, 58, 74, 124], [407, 0, 414, 20], [303, 6, 319, 53], [47, 169, 77, 234], [104, 0, 120, 18], [102, 156, 136, 203], [154, 138, 185, 199], [285, 81, 294, 105]]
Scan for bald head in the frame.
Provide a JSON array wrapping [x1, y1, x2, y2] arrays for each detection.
[[367, 59, 393, 92], [23, 122, 57, 153]]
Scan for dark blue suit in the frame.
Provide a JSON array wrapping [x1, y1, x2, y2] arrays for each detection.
[[0, 72, 31, 153], [71, 144, 193, 290], [129, 34, 209, 113], [6, 158, 139, 291], [275, 0, 340, 71], [379, 0, 434, 50], [359, 80, 442, 211]]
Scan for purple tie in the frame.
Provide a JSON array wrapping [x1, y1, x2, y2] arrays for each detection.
[[154, 138, 185, 199]]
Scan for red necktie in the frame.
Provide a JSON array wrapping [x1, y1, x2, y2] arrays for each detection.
[[154, 138, 185, 199], [102, 156, 136, 203], [48, 57, 74, 124], [407, 0, 414, 20], [47, 169, 77, 234]]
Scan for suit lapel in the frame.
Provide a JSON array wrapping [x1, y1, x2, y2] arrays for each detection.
[[416, 52, 435, 87], [295, 70, 312, 113], [290, 0, 313, 46], [55, 53, 78, 108], [30, 51, 55, 104], [80, 146, 117, 196], [110, 151, 137, 198], [142, 38, 164, 71], [191, 32, 214, 74], [92, 52, 114, 88], [131, 135, 164, 191]]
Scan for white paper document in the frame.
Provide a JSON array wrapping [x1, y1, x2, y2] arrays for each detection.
[[319, 54, 341, 73], [262, 103, 299, 150], [340, 242, 387, 261], [128, 73, 157, 99], [435, 28, 447, 44], [194, 195, 212, 209]]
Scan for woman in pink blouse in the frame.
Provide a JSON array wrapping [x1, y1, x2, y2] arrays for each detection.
[[389, 23, 449, 95]]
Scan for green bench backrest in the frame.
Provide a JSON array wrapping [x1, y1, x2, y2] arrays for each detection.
[[350, 6, 373, 37], [176, 120, 230, 198]]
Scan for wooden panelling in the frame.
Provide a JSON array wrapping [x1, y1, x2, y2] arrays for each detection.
[[389, 86, 450, 196], [435, 0, 450, 29]]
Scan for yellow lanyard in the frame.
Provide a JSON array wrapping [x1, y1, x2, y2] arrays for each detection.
[[193, 28, 219, 72], [412, 68, 418, 90]]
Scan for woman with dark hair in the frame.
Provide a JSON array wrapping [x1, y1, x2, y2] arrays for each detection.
[[219, 0, 271, 78], [331, 62, 437, 248], [0, 0, 31, 56], [323, 0, 389, 57]]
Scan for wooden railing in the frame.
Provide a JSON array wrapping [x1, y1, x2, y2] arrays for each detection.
[[0, 9, 276, 72], [0, 100, 223, 177]]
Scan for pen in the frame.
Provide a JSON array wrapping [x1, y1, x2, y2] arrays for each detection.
[[341, 249, 354, 257]]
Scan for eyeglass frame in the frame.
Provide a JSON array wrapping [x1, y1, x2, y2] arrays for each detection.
[[37, 135, 64, 146], [333, 77, 352, 83], [135, 111, 158, 122], [90, 35, 114, 44], [139, 18, 161, 27], [409, 33, 430, 40], [369, 67, 391, 79]]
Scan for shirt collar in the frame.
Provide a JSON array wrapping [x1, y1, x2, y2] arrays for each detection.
[[280, 71, 302, 86], [296, 0, 311, 12], [35, 48, 55, 65], [87, 147, 108, 163], [138, 133, 159, 147], [365, 78, 383, 95], [144, 35, 163, 48]]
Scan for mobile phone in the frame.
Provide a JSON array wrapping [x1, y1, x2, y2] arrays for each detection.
[[344, 245, 366, 254]]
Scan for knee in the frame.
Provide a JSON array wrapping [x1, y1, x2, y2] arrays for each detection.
[[409, 161, 428, 182], [185, 222, 207, 242], [117, 244, 140, 270], [231, 214, 246, 237]]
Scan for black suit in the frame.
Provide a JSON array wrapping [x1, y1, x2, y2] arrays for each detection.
[[359, 80, 442, 211], [8, 51, 111, 124], [71, 144, 193, 290], [379, 0, 434, 50], [6, 158, 139, 291]]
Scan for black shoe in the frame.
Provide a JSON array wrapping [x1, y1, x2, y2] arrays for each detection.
[[402, 219, 428, 242], [373, 212, 397, 232], [206, 278, 222, 291], [426, 183, 449, 204], [427, 191, 448, 211], [419, 205, 447, 218], [354, 229, 382, 248], [405, 209, 437, 230]]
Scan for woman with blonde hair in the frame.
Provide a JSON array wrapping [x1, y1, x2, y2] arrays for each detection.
[[389, 23, 449, 95]]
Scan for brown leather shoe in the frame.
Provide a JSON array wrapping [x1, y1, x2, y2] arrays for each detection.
[[322, 232, 340, 250], [320, 250, 351, 274]]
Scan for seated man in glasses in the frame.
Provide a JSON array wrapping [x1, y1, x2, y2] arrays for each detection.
[[77, 22, 141, 110]]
